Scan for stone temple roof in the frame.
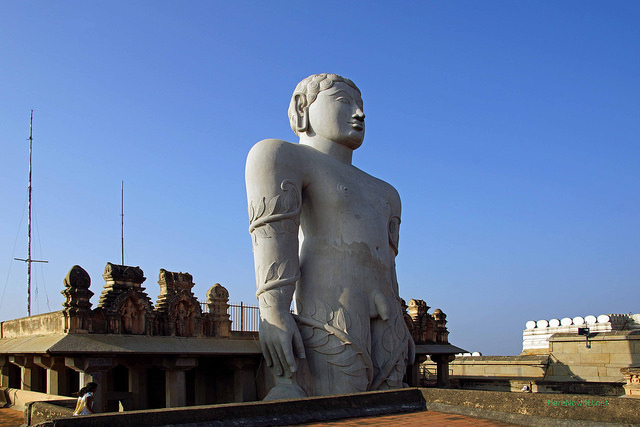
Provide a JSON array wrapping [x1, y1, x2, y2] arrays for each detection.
[[0, 334, 261, 356]]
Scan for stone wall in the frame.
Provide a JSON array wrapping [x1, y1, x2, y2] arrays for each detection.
[[1, 312, 66, 338], [422, 329, 640, 394], [548, 332, 640, 382], [423, 355, 548, 380]]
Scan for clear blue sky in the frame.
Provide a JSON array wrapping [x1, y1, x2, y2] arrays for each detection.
[[1, 1, 638, 356]]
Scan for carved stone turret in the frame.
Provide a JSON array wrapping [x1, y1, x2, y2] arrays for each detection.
[[206, 283, 231, 338], [433, 308, 449, 343], [407, 299, 436, 344], [94, 263, 155, 335], [61, 265, 94, 333], [155, 269, 203, 337]]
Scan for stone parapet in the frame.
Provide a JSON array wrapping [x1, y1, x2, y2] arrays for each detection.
[[522, 313, 640, 354], [1, 312, 65, 339], [423, 355, 549, 381], [27, 388, 426, 427]]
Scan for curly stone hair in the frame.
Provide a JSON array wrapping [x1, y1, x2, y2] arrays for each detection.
[[288, 73, 361, 136]]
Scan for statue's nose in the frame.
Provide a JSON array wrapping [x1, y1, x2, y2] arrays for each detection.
[[353, 108, 365, 120]]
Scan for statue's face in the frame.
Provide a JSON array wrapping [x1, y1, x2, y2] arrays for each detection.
[[307, 82, 365, 149]]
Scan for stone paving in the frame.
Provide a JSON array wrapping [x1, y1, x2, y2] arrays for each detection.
[[301, 410, 517, 426], [0, 407, 24, 427], [0, 406, 518, 427]]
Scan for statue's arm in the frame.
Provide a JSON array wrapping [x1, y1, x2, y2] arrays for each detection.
[[388, 190, 415, 364], [245, 139, 305, 376]]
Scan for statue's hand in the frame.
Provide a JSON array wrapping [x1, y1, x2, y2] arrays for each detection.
[[259, 307, 306, 376]]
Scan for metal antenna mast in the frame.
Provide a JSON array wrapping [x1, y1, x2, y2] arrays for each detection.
[[15, 110, 48, 317], [121, 180, 124, 265]]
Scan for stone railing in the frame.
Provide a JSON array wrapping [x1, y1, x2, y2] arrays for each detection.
[[455, 352, 482, 357], [522, 313, 640, 353]]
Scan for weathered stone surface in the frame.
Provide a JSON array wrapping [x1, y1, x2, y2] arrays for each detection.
[[420, 388, 640, 425], [27, 388, 426, 427], [95, 263, 155, 335], [155, 269, 203, 337], [206, 284, 232, 338], [61, 266, 94, 333], [246, 74, 413, 398], [61, 266, 93, 312], [0, 312, 65, 338]]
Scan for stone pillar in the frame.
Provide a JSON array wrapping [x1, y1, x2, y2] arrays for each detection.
[[159, 358, 197, 408], [227, 358, 258, 402], [9, 355, 44, 392], [0, 356, 9, 388], [66, 357, 116, 413], [34, 356, 68, 396], [194, 370, 209, 405], [166, 370, 186, 407], [406, 354, 429, 387], [128, 364, 148, 410], [431, 354, 455, 387]]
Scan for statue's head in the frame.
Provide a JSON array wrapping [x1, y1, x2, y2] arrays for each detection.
[[289, 73, 363, 138]]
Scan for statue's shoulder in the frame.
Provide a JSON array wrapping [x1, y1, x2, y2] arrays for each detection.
[[365, 172, 401, 210], [382, 179, 401, 209], [247, 139, 301, 163], [246, 139, 307, 181], [250, 138, 299, 153]]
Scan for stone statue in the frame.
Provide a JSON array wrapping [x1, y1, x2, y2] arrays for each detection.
[[246, 73, 414, 399]]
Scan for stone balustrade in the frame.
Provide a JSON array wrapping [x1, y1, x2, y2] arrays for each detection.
[[522, 313, 640, 353], [455, 352, 482, 357]]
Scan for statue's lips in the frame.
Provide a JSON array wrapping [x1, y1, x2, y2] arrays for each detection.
[[350, 122, 364, 131]]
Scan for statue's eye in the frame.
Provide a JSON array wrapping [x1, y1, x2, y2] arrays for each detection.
[[336, 97, 350, 104]]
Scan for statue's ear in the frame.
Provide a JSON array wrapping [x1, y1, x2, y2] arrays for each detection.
[[294, 93, 309, 134]]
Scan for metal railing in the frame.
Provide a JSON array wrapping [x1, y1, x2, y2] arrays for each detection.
[[200, 301, 260, 332], [229, 302, 260, 332]]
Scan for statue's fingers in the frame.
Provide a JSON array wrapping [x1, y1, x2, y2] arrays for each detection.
[[292, 329, 306, 359], [277, 340, 297, 374], [262, 342, 273, 367], [267, 343, 284, 376]]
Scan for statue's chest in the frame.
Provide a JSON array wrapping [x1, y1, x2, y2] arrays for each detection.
[[304, 166, 391, 221]]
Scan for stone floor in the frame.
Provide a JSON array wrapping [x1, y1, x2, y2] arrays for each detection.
[[0, 406, 518, 427], [0, 407, 24, 427], [301, 410, 517, 426]]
